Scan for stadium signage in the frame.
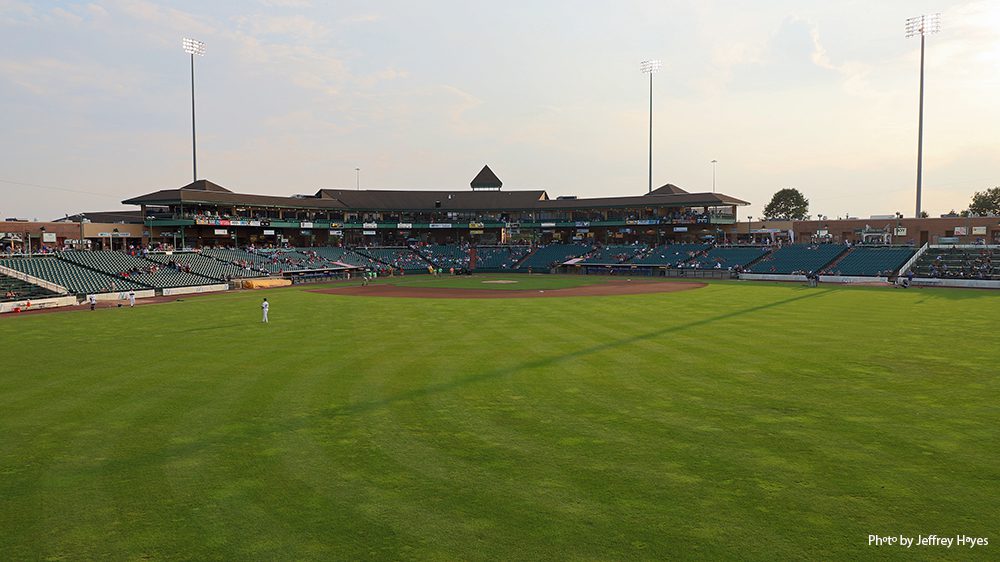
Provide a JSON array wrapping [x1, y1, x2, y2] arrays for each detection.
[[541, 222, 556, 227], [507, 222, 521, 229], [363, 230, 377, 235], [972, 226, 987, 235], [954, 226, 968, 236], [300, 222, 314, 228], [213, 229, 228, 235], [329, 223, 342, 228], [42, 232, 56, 242], [894, 227, 907, 236], [329, 230, 342, 236], [673, 227, 688, 232], [397, 223, 413, 229], [430, 223, 452, 229], [626, 219, 658, 225], [751, 228, 782, 233], [469, 222, 484, 229], [575, 221, 590, 227], [263, 229, 276, 235], [363, 222, 378, 229], [470, 229, 484, 234]]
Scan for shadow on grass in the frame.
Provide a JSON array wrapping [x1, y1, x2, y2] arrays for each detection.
[[325, 289, 826, 417]]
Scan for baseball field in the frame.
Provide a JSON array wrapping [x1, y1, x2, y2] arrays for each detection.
[[1, 275, 997, 560]]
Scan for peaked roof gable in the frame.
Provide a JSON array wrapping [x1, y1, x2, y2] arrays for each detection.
[[470, 165, 502, 189], [180, 180, 232, 193]]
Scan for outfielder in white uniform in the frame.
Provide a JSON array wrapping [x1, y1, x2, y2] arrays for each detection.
[[261, 298, 269, 323], [128, 290, 136, 307]]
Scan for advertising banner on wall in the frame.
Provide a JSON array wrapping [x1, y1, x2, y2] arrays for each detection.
[[263, 229, 275, 235], [954, 226, 968, 236], [972, 226, 987, 235], [214, 229, 228, 236]]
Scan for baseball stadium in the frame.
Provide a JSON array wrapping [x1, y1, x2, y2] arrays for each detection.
[[1, 165, 998, 560], [3, 0, 999, 558]]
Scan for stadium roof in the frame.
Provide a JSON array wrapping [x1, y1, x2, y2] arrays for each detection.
[[470, 165, 502, 189], [54, 211, 145, 224], [124, 178, 748, 211]]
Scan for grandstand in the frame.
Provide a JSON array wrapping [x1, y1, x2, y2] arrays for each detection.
[[0, 257, 146, 294], [751, 244, 845, 274], [58, 250, 216, 288], [202, 248, 284, 273], [517, 244, 592, 270], [580, 244, 647, 264], [910, 247, 1000, 280], [144, 252, 268, 281], [473, 246, 531, 270], [689, 247, 766, 270], [354, 247, 429, 271], [307, 247, 374, 268], [823, 246, 916, 277], [416, 244, 471, 270], [628, 244, 709, 266], [0, 272, 59, 301]]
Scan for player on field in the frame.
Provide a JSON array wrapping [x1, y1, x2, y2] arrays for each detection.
[[261, 298, 269, 323]]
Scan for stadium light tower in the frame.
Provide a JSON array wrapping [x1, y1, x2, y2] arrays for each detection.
[[640, 59, 661, 193], [711, 159, 718, 193], [182, 38, 206, 183], [906, 14, 940, 218]]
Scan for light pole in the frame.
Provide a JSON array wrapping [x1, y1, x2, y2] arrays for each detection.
[[356, 167, 361, 191], [640, 59, 661, 194], [747, 215, 753, 244], [711, 159, 718, 193], [182, 38, 206, 183], [906, 14, 940, 218]]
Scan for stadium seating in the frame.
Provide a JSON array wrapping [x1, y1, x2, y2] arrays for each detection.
[[354, 247, 430, 271], [824, 246, 916, 276], [0, 257, 147, 294], [0, 272, 59, 301], [308, 247, 376, 268], [516, 244, 592, 270], [689, 247, 767, 269], [416, 244, 471, 269], [202, 248, 284, 273], [909, 247, 1000, 280], [144, 252, 267, 281], [57, 251, 216, 288], [580, 244, 647, 264], [628, 244, 709, 266], [750, 244, 845, 274], [474, 246, 531, 270]]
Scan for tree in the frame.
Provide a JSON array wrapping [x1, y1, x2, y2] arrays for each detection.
[[968, 187, 1000, 216], [762, 188, 809, 220]]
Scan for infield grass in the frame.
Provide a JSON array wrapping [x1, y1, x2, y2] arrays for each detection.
[[1, 279, 997, 560]]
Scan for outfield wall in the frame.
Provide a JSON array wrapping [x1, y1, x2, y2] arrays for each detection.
[[93, 290, 156, 301], [740, 273, 890, 284], [911, 278, 1000, 289], [162, 284, 229, 296], [0, 295, 78, 314]]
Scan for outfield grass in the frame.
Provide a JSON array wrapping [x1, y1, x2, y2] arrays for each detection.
[[1, 281, 997, 560]]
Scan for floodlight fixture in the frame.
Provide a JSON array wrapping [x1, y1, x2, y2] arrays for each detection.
[[182, 38, 206, 56], [639, 59, 662, 74]]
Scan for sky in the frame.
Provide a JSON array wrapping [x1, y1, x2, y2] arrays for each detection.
[[0, 0, 997, 221]]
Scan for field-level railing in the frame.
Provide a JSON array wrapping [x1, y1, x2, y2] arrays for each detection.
[[0, 263, 69, 295], [898, 243, 929, 274]]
